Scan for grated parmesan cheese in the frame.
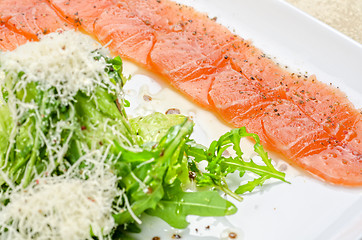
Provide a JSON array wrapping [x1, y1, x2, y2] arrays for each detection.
[[0, 30, 129, 179], [0, 30, 117, 105], [0, 31, 129, 239], [0, 150, 122, 240]]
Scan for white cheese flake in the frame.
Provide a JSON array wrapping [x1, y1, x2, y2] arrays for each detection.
[[0, 150, 122, 240], [0, 31, 127, 240], [0, 30, 116, 104]]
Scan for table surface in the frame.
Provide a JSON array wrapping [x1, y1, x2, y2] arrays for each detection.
[[285, 0, 362, 44]]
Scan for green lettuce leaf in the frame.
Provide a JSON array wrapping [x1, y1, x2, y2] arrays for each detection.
[[130, 112, 187, 145]]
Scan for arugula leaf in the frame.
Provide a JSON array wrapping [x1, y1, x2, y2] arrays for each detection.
[[104, 55, 129, 87], [147, 180, 237, 229], [186, 127, 288, 200]]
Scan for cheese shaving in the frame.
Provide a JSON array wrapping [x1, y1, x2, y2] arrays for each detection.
[[0, 30, 126, 180], [0, 150, 122, 240], [0, 30, 116, 105], [0, 31, 129, 239]]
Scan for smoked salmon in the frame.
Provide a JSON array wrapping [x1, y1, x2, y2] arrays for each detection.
[[0, 24, 28, 51], [0, 0, 73, 41], [0, 0, 361, 186]]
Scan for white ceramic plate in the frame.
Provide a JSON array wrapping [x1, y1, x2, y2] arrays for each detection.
[[122, 0, 362, 239]]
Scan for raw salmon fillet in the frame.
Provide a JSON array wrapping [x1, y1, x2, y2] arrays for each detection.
[[0, 24, 28, 51], [1, 0, 361, 186], [0, 0, 74, 40], [118, 0, 240, 107], [49, 0, 155, 66]]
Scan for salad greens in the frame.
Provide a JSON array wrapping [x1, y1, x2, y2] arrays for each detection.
[[0, 36, 287, 240], [146, 179, 237, 229], [186, 127, 288, 201]]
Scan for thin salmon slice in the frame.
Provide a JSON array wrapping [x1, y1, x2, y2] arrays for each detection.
[[122, 0, 239, 107], [94, 5, 155, 66], [119, 0, 240, 46], [49, 0, 115, 33], [227, 43, 359, 138], [0, 0, 37, 22], [260, 101, 361, 185], [49, 0, 155, 66], [2, 0, 361, 185], [0, 24, 28, 51], [0, 0, 73, 40], [150, 31, 225, 107]]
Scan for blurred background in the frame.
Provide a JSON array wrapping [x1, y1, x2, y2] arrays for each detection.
[[285, 0, 362, 44]]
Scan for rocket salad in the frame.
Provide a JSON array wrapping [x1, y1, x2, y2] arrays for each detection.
[[0, 31, 287, 240]]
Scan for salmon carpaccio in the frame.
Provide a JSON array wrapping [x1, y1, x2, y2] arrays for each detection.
[[0, 0, 361, 186]]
